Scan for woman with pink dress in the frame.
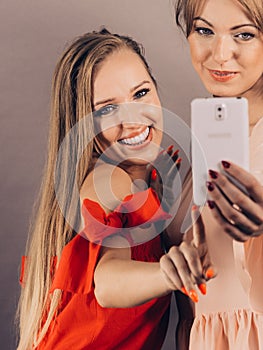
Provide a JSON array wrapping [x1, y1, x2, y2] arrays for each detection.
[[174, 0, 263, 349]]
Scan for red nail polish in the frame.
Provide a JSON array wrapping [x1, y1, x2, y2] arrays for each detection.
[[176, 157, 182, 165], [151, 169, 157, 181], [192, 205, 198, 211], [206, 268, 215, 279], [181, 286, 188, 296], [206, 181, 214, 192], [222, 161, 231, 169], [167, 145, 174, 152], [207, 200, 215, 209], [189, 290, 199, 303], [209, 169, 218, 179], [173, 149, 179, 157], [198, 283, 207, 295]]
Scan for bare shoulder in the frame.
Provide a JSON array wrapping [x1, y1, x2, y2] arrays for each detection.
[[80, 163, 133, 213]]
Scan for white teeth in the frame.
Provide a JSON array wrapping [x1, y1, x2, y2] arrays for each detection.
[[213, 71, 235, 76], [119, 127, 150, 145]]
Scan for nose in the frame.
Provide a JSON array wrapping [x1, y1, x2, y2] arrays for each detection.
[[119, 103, 146, 128], [212, 35, 235, 65]]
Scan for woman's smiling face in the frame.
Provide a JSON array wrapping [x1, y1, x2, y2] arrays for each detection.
[[92, 48, 163, 165], [187, 0, 263, 98]]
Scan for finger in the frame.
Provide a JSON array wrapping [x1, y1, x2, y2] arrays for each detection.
[[172, 149, 179, 162], [164, 156, 181, 189], [166, 246, 199, 302], [179, 241, 204, 285], [221, 161, 263, 204], [159, 251, 184, 290], [191, 205, 206, 246], [191, 206, 216, 280], [155, 149, 174, 172], [207, 200, 251, 242], [206, 181, 260, 233], [208, 169, 263, 225], [166, 144, 174, 156]]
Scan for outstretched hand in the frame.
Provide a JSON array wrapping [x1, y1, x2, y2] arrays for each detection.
[[206, 161, 263, 242], [147, 145, 181, 212], [159, 206, 215, 303]]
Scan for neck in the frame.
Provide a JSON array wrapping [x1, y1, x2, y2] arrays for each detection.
[[242, 77, 263, 134], [248, 96, 263, 125], [246, 93, 263, 135], [119, 163, 148, 186]]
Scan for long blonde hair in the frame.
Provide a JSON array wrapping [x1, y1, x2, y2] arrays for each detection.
[[17, 28, 156, 350], [174, 0, 263, 37]]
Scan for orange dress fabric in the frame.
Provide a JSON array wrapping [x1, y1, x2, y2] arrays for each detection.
[[35, 188, 172, 350]]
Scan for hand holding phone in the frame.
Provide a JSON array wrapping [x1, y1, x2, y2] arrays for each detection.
[[191, 97, 249, 205]]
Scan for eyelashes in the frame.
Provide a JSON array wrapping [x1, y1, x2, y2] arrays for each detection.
[[134, 88, 150, 99], [93, 104, 118, 118], [233, 32, 255, 41], [193, 26, 256, 42], [93, 88, 151, 118], [194, 26, 213, 36]]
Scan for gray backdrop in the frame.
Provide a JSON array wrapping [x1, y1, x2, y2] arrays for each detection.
[[0, 1, 207, 348]]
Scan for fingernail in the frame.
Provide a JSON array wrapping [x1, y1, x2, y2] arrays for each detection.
[[189, 290, 199, 303], [168, 145, 174, 152], [207, 200, 215, 209], [151, 169, 157, 181], [192, 205, 198, 211], [206, 268, 215, 279], [173, 149, 179, 157], [206, 181, 214, 192], [209, 169, 218, 179], [176, 157, 182, 165], [181, 286, 188, 296], [222, 161, 231, 169], [198, 283, 207, 295]]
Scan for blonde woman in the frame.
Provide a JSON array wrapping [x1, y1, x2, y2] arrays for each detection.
[[174, 0, 263, 349], [17, 29, 214, 350]]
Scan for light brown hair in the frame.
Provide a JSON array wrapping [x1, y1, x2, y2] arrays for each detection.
[[174, 0, 263, 37], [16, 28, 156, 350]]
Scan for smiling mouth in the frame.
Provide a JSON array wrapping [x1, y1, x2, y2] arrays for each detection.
[[211, 70, 237, 76], [118, 127, 150, 146], [208, 69, 238, 81]]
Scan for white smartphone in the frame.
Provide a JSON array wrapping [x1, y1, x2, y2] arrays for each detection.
[[191, 97, 249, 206]]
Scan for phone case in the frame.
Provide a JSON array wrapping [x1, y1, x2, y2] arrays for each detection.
[[191, 97, 249, 205]]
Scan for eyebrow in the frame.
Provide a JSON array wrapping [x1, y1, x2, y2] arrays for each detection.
[[94, 80, 151, 108], [193, 17, 258, 31]]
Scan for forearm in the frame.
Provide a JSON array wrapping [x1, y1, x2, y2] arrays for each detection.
[[94, 256, 171, 308]]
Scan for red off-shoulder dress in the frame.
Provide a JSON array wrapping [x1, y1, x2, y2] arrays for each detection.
[[30, 188, 172, 350]]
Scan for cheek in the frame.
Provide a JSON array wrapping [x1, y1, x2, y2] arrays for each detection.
[[188, 35, 211, 62], [189, 42, 205, 67], [96, 128, 117, 148]]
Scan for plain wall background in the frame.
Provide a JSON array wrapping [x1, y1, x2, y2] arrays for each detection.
[[0, 1, 207, 348]]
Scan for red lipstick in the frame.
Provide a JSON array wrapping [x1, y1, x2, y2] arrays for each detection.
[[208, 69, 238, 82]]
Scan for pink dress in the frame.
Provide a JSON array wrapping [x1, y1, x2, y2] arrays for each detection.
[[189, 118, 263, 350]]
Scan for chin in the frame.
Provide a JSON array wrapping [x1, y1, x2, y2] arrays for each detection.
[[205, 83, 240, 98]]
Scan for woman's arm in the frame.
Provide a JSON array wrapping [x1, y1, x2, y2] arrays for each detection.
[[94, 235, 170, 308], [94, 206, 213, 308]]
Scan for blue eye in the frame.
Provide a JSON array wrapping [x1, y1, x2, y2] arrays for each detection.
[[134, 88, 150, 99], [234, 32, 255, 41], [194, 27, 214, 36], [93, 104, 118, 117]]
